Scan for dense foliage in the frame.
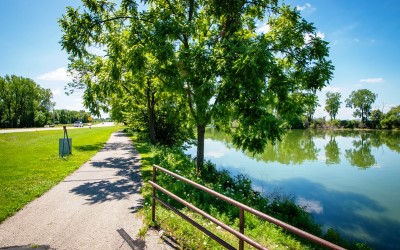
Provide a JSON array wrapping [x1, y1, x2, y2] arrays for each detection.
[[345, 89, 377, 125], [0, 74, 95, 128], [59, 0, 334, 168], [0, 75, 53, 128], [308, 104, 400, 130], [53, 109, 92, 124], [325, 92, 341, 120], [380, 105, 400, 129]]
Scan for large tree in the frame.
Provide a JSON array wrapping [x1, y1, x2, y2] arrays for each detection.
[[60, 0, 334, 169], [0, 75, 54, 128], [63, 8, 192, 146], [345, 89, 377, 124], [324, 92, 341, 120]]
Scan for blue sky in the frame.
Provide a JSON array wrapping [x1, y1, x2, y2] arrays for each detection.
[[0, 0, 399, 119]]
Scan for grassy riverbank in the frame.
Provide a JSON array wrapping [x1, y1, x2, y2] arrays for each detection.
[[0, 126, 122, 223], [131, 131, 371, 249]]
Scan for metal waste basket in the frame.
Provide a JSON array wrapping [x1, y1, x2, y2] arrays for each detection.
[[59, 138, 72, 156]]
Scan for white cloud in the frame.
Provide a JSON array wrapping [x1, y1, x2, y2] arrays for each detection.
[[297, 197, 323, 214], [53, 91, 86, 112], [359, 77, 384, 83], [296, 3, 316, 13], [256, 23, 270, 34], [205, 149, 227, 158], [37, 67, 72, 82]]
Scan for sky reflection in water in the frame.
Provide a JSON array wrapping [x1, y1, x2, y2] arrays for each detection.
[[186, 129, 400, 249]]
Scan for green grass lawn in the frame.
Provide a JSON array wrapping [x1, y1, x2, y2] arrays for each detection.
[[0, 125, 123, 223]]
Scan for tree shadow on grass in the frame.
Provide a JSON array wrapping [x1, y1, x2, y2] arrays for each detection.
[[74, 142, 105, 152]]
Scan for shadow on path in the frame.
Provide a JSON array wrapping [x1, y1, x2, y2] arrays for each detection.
[[69, 133, 143, 209], [118, 228, 145, 250]]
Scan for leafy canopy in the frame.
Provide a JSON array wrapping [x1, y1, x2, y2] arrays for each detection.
[[345, 89, 377, 123], [325, 92, 341, 120], [59, 0, 334, 167], [0, 75, 54, 128]]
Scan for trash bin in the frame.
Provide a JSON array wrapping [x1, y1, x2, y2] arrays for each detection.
[[59, 138, 72, 156]]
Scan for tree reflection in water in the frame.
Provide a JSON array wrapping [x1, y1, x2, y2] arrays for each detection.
[[345, 133, 377, 168], [204, 128, 400, 168], [251, 130, 320, 164], [325, 135, 340, 165], [199, 129, 400, 249], [206, 129, 320, 164]]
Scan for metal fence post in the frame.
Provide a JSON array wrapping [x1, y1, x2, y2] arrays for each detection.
[[152, 165, 157, 222], [239, 208, 244, 250]]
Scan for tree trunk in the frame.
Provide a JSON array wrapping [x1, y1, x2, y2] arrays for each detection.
[[146, 79, 156, 144], [196, 124, 206, 171], [361, 109, 365, 127]]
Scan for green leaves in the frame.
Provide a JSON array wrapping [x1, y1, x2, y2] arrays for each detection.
[[59, 0, 334, 166], [0, 75, 53, 128], [345, 89, 377, 123], [325, 92, 341, 120]]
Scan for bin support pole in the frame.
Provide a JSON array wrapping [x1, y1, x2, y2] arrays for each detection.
[[61, 126, 70, 157]]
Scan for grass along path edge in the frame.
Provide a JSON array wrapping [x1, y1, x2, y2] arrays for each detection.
[[0, 125, 123, 223]]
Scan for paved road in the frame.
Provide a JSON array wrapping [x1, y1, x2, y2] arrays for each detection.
[[0, 122, 115, 134], [0, 131, 174, 250]]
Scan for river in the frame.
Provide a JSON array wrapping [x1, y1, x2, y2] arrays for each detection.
[[186, 129, 400, 249]]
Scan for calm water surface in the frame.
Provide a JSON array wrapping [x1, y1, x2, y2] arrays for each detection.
[[187, 129, 400, 249]]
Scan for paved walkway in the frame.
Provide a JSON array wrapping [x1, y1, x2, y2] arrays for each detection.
[[0, 131, 175, 250]]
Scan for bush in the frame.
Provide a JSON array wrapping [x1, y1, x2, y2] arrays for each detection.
[[327, 119, 340, 128], [311, 117, 327, 129], [339, 120, 363, 129]]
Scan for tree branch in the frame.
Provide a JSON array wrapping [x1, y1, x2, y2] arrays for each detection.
[[185, 84, 197, 121], [165, 0, 177, 16], [95, 15, 153, 26]]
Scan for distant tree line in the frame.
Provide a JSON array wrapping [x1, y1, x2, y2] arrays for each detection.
[[295, 88, 400, 130], [0, 75, 54, 128], [53, 109, 92, 125], [0, 75, 94, 128]]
